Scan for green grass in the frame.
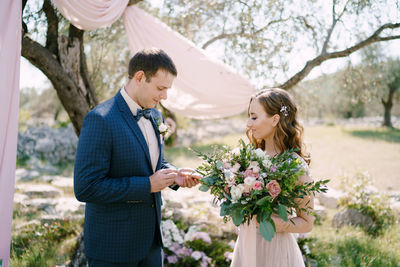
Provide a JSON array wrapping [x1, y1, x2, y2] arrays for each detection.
[[308, 214, 400, 267], [344, 127, 400, 143], [10, 219, 82, 267]]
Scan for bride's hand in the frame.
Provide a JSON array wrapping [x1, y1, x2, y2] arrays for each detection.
[[175, 168, 202, 188]]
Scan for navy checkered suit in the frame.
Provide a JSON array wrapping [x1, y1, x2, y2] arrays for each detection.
[[74, 91, 175, 263]]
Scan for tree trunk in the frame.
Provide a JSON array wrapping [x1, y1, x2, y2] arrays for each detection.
[[381, 85, 396, 128], [22, 0, 98, 136]]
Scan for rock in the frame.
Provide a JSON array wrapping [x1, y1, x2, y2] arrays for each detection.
[[51, 176, 74, 188], [13, 193, 28, 204], [15, 168, 40, 181], [19, 184, 62, 198], [317, 188, 344, 208], [55, 197, 85, 215], [35, 137, 56, 154], [25, 198, 57, 210], [17, 124, 78, 165], [40, 214, 64, 224], [332, 208, 375, 230]]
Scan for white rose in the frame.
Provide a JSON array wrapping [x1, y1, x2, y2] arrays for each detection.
[[249, 161, 259, 168], [158, 123, 168, 133], [254, 148, 268, 159], [244, 176, 256, 186], [231, 184, 244, 201], [231, 147, 240, 156], [262, 159, 272, 169]]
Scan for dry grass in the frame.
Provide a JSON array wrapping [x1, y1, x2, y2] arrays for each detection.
[[305, 126, 400, 191]]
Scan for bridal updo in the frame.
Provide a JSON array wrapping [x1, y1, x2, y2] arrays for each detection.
[[246, 88, 310, 165]]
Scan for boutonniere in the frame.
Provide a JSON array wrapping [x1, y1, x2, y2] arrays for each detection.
[[156, 118, 169, 138]]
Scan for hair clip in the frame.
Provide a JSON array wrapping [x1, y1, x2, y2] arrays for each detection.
[[280, 105, 289, 117]]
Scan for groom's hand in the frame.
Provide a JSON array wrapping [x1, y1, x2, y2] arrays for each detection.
[[175, 168, 202, 188], [150, 169, 177, 192]]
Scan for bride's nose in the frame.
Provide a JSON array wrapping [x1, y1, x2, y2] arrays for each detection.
[[246, 118, 253, 128]]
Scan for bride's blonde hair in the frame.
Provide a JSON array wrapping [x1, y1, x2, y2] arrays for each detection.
[[246, 88, 310, 165]]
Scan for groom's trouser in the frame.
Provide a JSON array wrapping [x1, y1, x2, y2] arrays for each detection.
[[87, 227, 163, 267]]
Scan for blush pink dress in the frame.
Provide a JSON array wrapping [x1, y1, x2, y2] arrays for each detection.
[[231, 156, 312, 267]]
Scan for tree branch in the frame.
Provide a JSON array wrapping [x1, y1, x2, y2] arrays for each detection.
[[43, 0, 59, 58], [201, 18, 289, 49], [280, 23, 400, 90], [321, 0, 350, 55], [128, 0, 144, 6]]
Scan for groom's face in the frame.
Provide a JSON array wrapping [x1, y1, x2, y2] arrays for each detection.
[[136, 69, 175, 109]]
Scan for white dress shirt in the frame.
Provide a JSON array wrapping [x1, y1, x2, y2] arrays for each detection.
[[121, 88, 160, 172]]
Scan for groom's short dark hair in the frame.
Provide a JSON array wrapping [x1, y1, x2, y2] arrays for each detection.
[[128, 48, 177, 81]]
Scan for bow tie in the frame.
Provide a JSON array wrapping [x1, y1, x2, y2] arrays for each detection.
[[134, 108, 153, 121]]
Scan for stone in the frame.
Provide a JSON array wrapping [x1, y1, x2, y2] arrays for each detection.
[[13, 193, 28, 204], [15, 168, 40, 181], [19, 184, 62, 198], [332, 208, 375, 229], [25, 198, 57, 210], [51, 176, 74, 188], [317, 188, 344, 208], [55, 197, 85, 215], [35, 137, 56, 154], [40, 214, 64, 224]]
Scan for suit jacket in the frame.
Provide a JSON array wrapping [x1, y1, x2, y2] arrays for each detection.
[[74, 91, 176, 263]]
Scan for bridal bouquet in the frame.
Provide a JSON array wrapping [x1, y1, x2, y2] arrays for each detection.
[[194, 140, 328, 242]]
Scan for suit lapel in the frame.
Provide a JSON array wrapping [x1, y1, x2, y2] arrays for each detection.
[[116, 91, 152, 169]]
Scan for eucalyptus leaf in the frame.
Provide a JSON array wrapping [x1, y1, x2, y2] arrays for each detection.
[[199, 184, 210, 192], [259, 220, 275, 242], [232, 209, 244, 226], [277, 205, 288, 221]]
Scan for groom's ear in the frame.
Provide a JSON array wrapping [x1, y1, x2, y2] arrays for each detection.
[[134, 70, 145, 83]]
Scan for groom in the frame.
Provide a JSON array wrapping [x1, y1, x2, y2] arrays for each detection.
[[74, 48, 199, 266]]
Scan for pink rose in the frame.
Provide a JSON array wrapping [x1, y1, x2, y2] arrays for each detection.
[[252, 180, 263, 191], [243, 169, 259, 179], [266, 180, 281, 198]]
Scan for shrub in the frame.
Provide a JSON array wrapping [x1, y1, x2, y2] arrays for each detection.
[[337, 171, 396, 235]]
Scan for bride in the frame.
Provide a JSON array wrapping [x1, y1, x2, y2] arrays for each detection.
[[231, 88, 314, 267]]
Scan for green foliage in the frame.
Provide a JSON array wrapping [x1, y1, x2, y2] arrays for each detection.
[[308, 222, 400, 267], [10, 220, 82, 266], [338, 171, 396, 235], [344, 127, 400, 143]]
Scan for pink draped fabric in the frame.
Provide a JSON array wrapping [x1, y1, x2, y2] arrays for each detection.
[[52, 0, 257, 119], [0, 0, 21, 266], [53, 0, 129, 30], [123, 6, 257, 118]]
